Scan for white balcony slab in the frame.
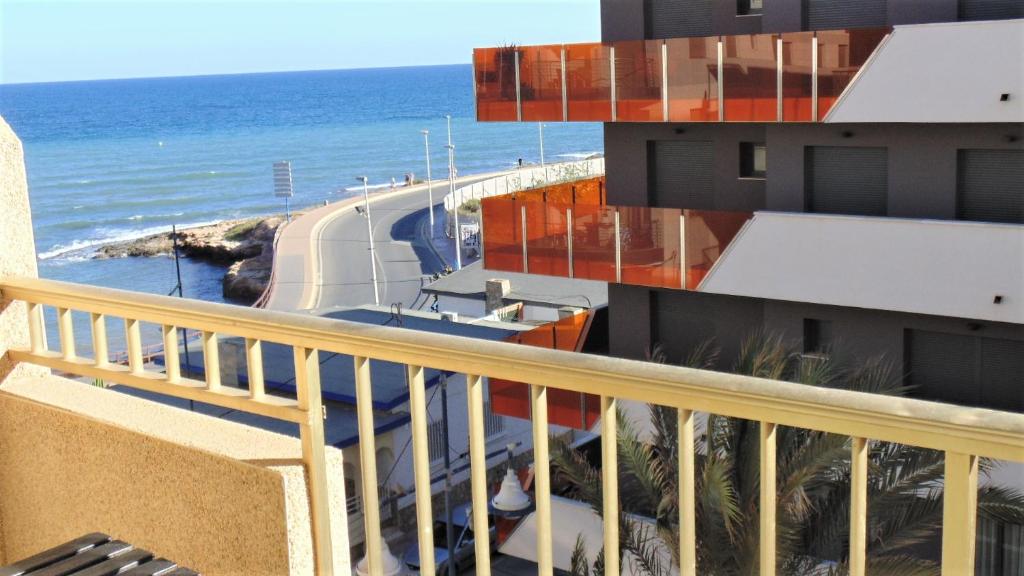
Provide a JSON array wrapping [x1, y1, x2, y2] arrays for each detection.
[[700, 212, 1023, 324], [826, 19, 1024, 123]]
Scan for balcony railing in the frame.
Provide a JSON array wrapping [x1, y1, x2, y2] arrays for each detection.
[[474, 27, 890, 123], [482, 192, 752, 291], [2, 277, 1021, 576]]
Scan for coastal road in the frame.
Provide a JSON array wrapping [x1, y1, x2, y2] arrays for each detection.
[[313, 175, 494, 311]]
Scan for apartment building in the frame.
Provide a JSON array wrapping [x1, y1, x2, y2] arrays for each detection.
[[474, 0, 1023, 413]]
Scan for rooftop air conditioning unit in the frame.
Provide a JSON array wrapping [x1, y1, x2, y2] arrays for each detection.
[[440, 311, 459, 322]]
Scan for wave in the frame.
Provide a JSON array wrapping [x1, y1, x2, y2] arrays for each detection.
[[38, 218, 225, 261], [555, 152, 603, 160], [342, 182, 393, 192]]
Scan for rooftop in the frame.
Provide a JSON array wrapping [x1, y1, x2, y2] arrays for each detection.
[[423, 261, 608, 310]]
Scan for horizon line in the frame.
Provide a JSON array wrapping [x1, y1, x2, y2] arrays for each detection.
[[0, 61, 472, 87]]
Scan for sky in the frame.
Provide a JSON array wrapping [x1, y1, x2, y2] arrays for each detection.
[[0, 0, 600, 84]]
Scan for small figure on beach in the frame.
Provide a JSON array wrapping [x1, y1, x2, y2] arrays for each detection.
[[517, 158, 523, 168], [390, 177, 396, 189]]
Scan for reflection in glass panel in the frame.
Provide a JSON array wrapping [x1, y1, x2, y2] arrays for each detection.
[[615, 40, 664, 122], [722, 33, 778, 121], [666, 36, 719, 122], [571, 205, 617, 281], [481, 196, 523, 272], [817, 28, 890, 121], [474, 48, 520, 122], [781, 32, 814, 122], [520, 45, 564, 122], [565, 43, 613, 122], [525, 201, 570, 277], [619, 206, 682, 288]]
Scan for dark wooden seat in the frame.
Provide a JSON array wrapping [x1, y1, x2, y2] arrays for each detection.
[[0, 535, 198, 576]]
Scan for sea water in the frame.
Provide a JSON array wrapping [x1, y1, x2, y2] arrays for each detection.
[[0, 65, 603, 351]]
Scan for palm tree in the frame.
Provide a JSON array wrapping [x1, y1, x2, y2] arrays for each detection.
[[556, 332, 1024, 575]]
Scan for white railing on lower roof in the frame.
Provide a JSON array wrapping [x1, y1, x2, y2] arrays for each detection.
[[2, 276, 1021, 576]]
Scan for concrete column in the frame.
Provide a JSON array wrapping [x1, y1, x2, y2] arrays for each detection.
[[0, 116, 45, 385], [485, 278, 511, 314]]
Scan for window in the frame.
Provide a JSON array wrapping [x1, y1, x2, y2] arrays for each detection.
[[427, 419, 446, 463], [803, 318, 833, 354], [805, 146, 887, 216], [738, 0, 763, 15], [740, 142, 767, 179], [957, 149, 1024, 224]]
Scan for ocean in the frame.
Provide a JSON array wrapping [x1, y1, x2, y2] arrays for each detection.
[[0, 64, 603, 351]]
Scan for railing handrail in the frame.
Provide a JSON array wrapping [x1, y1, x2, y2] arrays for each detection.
[[3, 276, 1021, 461]]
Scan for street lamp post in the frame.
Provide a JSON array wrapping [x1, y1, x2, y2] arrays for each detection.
[[356, 176, 381, 306], [444, 114, 462, 271], [421, 130, 435, 231]]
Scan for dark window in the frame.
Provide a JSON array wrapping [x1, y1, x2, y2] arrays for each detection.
[[645, 0, 714, 39], [738, 0, 763, 15], [803, 319, 833, 354], [957, 149, 1024, 224], [977, 516, 1024, 575], [740, 142, 767, 179], [648, 140, 714, 208], [958, 0, 1024, 21], [805, 146, 888, 216], [906, 329, 1023, 412], [805, 0, 887, 29]]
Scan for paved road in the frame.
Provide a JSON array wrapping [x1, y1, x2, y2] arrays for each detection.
[[314, 176, 491, 311]]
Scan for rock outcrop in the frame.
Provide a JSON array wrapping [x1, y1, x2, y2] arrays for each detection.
[[97, 216, 284, 305]]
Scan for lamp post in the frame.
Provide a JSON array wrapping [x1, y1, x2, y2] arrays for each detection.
[[356, 176, 381, 306], [421, 130, 435, 231], [446, 143, 462, 271]]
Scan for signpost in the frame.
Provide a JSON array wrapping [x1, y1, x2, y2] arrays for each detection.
[[273, 161, 294, 222]]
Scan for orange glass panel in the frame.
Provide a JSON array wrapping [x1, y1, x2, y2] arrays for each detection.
[[816, 28, 890, 121], [474, 48, 519, 122], [565, 43, 612, 121], [520, 44, 564, 122], [683, 210, 752, 290], [543, 182, 574, 205], [553, 312, 588, 351], [619, 206, 682, 288], [722, 33, 778, 122], [525, 201, 570, 277], [489, 378, 530, 420], [666, 36, 719, 122], [481, 196, 523, 273], [781, 32, 814, 122], [615, 40, 664, 122], [572, 177, 606, 205], [571, 205, 617, 282]]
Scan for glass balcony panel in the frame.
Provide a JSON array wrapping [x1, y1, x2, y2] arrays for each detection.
[[666, 36, 719, 122], [817, 28, 890, 121], [571, 205, 617, 281], [474, 47, 519, 121], [614, 40, 664, 122], [525, 200, 570, 277], [481, 196, 523, 272], [683, 210, 752, 289], [619, 206, 682, 288], [781, 32, 814, 122], [722, 33, 779, 122], [543, 181, 574, 205], [520, 44, 564, 122], [565, 43, 613, 121], [573, 177, 606, 205]]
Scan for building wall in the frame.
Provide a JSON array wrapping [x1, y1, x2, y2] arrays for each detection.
[[603, 0, 1006, 42], [606, 122, 1023, 216], [0, 375, 351, 575]]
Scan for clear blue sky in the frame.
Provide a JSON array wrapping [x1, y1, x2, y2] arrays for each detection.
[[0, 0, 600, 84]]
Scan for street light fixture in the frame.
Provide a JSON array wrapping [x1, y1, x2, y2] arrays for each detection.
[[446, 143, 462, 271], [421, 130, 435, 230], [356, 176, 381, 306]]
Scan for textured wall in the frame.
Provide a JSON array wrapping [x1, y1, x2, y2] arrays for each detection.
[[0, 374, 351, 574], [0, 116, 44, 386]]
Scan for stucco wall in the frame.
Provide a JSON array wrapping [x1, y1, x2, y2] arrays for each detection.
[[0, 375, 351, 575]]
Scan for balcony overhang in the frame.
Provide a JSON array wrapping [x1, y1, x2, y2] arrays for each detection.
[[825, 19, 1024, 123], [700, 212, 1024, 324]]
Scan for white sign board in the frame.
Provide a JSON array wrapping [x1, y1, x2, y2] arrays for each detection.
[[460, 223, 480, 248], [273, 161, 294, 198]]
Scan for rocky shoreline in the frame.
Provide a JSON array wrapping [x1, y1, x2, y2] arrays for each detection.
[[96, 216, 284, 304]]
